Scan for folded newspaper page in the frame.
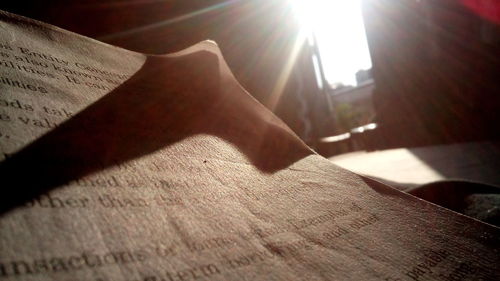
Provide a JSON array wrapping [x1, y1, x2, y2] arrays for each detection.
[[0, 10, 498, 281]]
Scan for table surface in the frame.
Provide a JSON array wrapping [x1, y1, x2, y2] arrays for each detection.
[[329, 141, 500, 191]]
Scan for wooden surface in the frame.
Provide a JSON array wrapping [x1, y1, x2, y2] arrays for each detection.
[[330, 141, 500, 190]]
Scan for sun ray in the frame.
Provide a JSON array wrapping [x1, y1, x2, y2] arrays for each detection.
[[99, 0, 241, 41], [268, 29, 307, 111]]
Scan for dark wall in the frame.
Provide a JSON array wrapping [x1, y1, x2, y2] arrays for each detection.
[[1, 0, 335, 144], [362, 0, 500, 147]]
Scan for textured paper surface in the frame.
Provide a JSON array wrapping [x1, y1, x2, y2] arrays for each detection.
[[0, 11, 498, 281]]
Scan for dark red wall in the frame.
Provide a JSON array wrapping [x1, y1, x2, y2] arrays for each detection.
[[363, 0, 500, 147]]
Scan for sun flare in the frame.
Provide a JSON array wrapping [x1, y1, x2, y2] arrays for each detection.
[[289, 0, 372, 86]]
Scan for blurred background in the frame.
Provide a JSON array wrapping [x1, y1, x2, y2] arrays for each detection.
[[2, 1, 500, 210], [2, 0, 499, 149]]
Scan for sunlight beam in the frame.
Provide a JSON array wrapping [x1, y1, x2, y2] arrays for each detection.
[[100, 0, 241, 41], [268, 30, 307, 111]]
